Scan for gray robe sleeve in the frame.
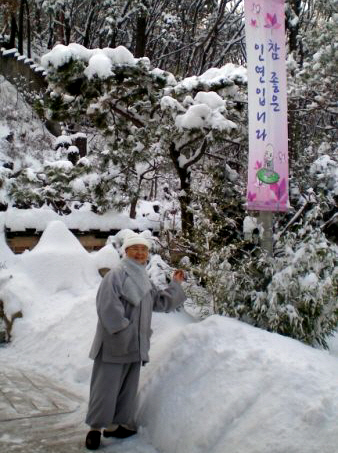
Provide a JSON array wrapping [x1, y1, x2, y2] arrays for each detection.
[[152, 281, 187, 312], [96, 270, 130, 335]]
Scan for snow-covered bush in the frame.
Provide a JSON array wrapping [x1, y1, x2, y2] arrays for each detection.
[[198, 228, 337, 349], [287, 5, 337, 198], [185, 146, 337, 348], [188, 144, 337, 346]]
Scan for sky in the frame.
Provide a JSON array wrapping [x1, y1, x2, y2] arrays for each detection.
[[1, 220, 337, 453]]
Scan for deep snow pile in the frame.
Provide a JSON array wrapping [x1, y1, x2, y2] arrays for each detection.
[[139, 316, 338, 453], [1, 221, 338, 453]]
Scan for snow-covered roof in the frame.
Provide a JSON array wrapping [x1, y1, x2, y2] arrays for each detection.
[[1, 202, 161, 233]]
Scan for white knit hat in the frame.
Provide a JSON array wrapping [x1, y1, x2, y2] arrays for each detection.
[[122, 232, 150, 252]]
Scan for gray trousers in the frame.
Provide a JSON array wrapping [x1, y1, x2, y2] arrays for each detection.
[[85, 351, 141, 429]]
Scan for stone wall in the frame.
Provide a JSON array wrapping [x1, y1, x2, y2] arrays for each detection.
[[5, 230, 114, 254], [0, 49, 61, 136], [0, 49, 47, 99]]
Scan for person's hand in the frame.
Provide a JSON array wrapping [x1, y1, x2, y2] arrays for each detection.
[[172, 269, 185, 283]]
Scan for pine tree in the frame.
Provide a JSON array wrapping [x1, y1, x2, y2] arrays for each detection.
[[40, 43, 247, 235]]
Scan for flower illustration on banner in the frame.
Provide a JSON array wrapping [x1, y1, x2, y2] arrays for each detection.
[[264, 13, 281, 29], [250, 18, 259, 28], [247, 191, 257, 202], [269, 178, 288, 204], [254, 160, 263, 170]]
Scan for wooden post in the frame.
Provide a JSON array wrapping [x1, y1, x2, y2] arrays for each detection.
[[73, 135, 87, 158], [258, 211, 274, 256]]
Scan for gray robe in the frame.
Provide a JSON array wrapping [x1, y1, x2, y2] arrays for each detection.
[[86, 260, 186, 428], [89, 261, 187, 364]]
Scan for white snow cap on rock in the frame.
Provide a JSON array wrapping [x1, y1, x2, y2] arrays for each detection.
[[16, 220, 100, 295], [92, 244, 120, 270]]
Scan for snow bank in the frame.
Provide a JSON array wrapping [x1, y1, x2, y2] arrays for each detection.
[[6, 300, 337, 453], [138, 316, 338, 453], [0, 221, 100, 339]]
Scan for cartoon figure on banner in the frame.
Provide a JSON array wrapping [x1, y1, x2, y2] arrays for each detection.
[[256, 143, 280, 184]]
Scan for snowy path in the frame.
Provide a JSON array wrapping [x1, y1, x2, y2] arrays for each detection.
[[0, 365, 158, 453]]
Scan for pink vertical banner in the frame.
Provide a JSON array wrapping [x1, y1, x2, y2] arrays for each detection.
[[244, 0, 289, 212]]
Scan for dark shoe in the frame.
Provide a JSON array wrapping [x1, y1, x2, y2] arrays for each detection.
[[103, 425, 137, 439], [85, 430, 101, 450]]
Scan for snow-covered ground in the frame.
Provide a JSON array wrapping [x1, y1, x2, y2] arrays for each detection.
[[1, 220, 337, 453]]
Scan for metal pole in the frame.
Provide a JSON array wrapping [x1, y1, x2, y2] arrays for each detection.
[[258, 211, 274, 256]]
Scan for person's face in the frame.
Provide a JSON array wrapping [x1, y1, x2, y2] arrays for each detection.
[[125, 244, 149, 265]]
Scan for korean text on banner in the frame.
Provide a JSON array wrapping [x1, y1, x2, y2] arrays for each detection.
[[245, 0, 289, 212]]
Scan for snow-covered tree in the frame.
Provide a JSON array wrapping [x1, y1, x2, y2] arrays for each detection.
[[287, 1, 337, 167], [1, 1, 245, 76], [40, 43, 247, 238]]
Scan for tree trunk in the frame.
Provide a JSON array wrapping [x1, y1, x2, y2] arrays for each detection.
[[286, 0, 303, 65], [258, 211, 274, 256], [65, 20, 71, 45], [47, 14, 54, 49], [83, 2, 96, 48], [129, 197, 138, 219], [178, 172, 194, 241], [109, 31, 117, 48], [25, 0, 31, 58], [18, 0, 24, 54], [129, 175, 144, 219], [58, 10, 65, 44], [17, 0, 31, 56], [9, 14, 17, 49], [134, 14, 147, 57], [169, 143, 194, 241]]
